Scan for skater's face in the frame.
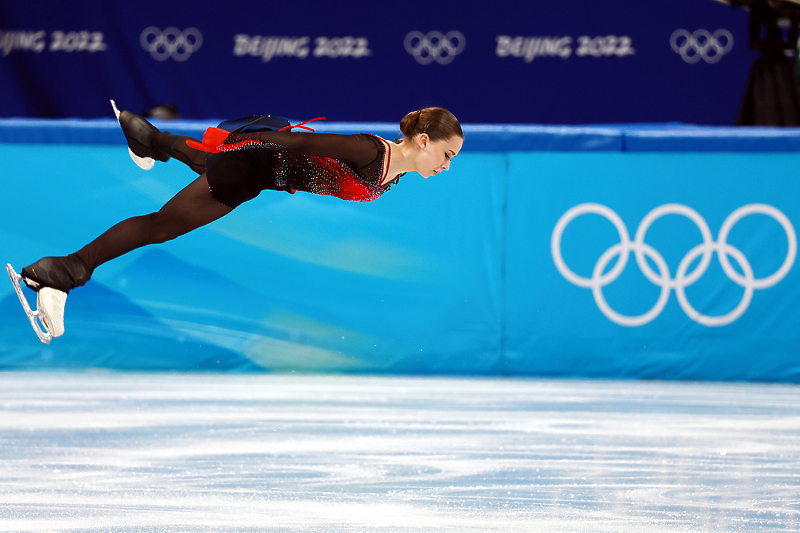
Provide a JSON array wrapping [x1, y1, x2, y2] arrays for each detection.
[[417, 134, 462, 178]]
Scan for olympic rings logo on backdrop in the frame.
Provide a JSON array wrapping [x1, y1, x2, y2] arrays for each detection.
[[551, 203, 796, 327], [140, 27, 202, 61], [404, 31, 465, 65], [670, 29, 733, 64]]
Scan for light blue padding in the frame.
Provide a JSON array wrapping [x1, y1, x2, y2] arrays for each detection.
[[1, 122, 800, 381], [0, 143, 505, 374], [506, 152, 800, 381]]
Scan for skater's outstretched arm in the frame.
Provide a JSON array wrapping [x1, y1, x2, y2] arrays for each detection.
[[190, 129, 382, 168]]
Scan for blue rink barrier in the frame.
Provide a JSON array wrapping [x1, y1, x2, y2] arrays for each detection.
[[1, 120, 800, 382]]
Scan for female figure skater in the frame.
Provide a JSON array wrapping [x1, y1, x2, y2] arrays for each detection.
[[10, 103, 463, 341]]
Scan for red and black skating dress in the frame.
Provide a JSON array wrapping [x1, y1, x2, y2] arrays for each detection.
[[202, 129, 401, 209]]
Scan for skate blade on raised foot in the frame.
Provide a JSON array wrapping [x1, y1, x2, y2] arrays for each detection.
[[6, 264, 53, 344], [110, 99, 155, 170]]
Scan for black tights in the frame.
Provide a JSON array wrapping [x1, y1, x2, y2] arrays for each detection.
[[153, 132, 208, 175], [75, 133, 232, 273]]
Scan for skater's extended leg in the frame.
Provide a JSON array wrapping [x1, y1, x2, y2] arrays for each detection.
[[76, 173, 231, 272], [17, 174, 230, 341]]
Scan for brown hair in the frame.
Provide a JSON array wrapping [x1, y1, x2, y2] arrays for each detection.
[[399, 107, 462, 143]]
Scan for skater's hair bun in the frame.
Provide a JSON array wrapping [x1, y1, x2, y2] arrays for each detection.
[[399, 107, 462, 143]]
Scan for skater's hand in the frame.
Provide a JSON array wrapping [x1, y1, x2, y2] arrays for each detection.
[[185, 127, 261, 153]]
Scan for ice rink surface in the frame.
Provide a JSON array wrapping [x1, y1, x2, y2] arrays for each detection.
[[0, 372, 798, 532]]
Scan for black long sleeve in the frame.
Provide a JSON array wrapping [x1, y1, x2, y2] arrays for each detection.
[[235, 131, 382, 169]]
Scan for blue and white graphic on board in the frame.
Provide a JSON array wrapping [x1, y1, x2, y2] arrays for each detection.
[[503, 150, 800, 381], [552, 203, 796, 327]]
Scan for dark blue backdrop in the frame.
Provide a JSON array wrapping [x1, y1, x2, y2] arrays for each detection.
[[1, 0, 756, 124]]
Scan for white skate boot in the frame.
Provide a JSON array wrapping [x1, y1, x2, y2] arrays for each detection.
[[6, 264, 66, 343], [6, 255, 90, 343], [37, 287, 67, 339]]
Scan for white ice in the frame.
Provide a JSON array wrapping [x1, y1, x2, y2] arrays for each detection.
[[0, 372, 798, 532]]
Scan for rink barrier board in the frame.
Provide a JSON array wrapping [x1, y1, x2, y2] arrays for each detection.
[[1, 120, 799, 382]]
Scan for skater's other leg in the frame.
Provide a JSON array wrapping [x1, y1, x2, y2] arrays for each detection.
[[76, 174, 231, 272], [117, 106, 207, 174], [152, 131, 207, 175], [117, 109, 170, 164]]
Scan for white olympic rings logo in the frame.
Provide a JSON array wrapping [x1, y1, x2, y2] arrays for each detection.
[[670, 29, 733, 64], [140, 27, 203, 61], [404, 30, 465, 65], [552, 203, 796, 327]]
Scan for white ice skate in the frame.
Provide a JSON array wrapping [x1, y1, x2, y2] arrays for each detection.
[[6, 264, 67, 344], [111, 99, 155, 170]]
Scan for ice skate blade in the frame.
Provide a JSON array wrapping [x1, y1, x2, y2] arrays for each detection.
[[6, 264, 53, 344], [111, 100, 155, 170]]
